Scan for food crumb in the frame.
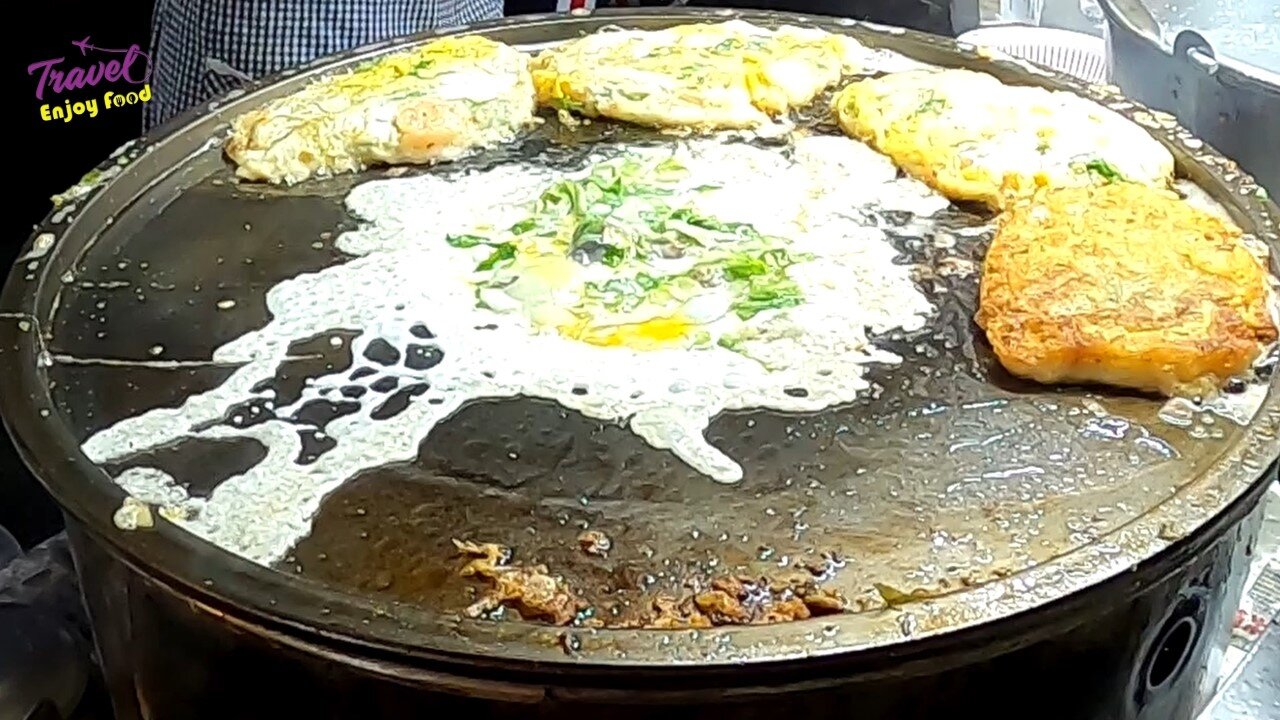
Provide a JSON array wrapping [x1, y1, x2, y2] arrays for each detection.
[[559, 631, 583, 655], [629, 574, 848, 629], [157, 504, 195, 523], [454, 538, 587, 626], [113, 496, 154, 530], [577, 529, 612, 557]]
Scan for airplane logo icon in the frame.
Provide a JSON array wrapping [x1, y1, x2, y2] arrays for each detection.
[[71, 36, 94, 55]]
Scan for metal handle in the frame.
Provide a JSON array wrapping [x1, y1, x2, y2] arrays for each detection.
[[1185, 46, 1220, 76], [1173, 27, 1280, 98], [1173, 29, 1218, 75]]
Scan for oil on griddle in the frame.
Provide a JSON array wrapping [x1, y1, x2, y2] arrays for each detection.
[[54, 89, 1260, 634]]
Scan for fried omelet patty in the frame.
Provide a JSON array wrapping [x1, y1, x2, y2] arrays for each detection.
[[225, 36, 536, 185], [531, 21, 892, 130], [833, 68, 1175, 209], [977, 183, 1277, 397]]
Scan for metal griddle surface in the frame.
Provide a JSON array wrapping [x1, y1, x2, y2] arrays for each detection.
[[3, 9, 1280, 669]]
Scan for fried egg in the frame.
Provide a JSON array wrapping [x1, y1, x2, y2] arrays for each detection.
[[833, 68, 1175, 208], [225, 35, 537, 185], [531, 21, 916, 130]]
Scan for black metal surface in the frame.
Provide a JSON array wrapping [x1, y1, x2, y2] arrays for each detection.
[[2, 7, 1280, 718]]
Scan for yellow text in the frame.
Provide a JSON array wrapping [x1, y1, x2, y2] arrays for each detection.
[[39, 84, 151, 124]]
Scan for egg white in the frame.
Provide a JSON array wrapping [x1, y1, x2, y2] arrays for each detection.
[[83, 136, 947, 564]]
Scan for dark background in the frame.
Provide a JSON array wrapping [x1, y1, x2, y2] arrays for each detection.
[[6, 1, 157, 547]]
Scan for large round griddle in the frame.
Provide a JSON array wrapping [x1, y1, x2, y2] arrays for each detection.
[[3, 9, 1280, 678]]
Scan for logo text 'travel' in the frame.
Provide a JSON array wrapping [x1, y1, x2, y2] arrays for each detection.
[[28, 36, 153, 123]]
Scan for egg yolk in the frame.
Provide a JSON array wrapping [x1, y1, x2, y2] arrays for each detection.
[[563, 315, 695, 351]]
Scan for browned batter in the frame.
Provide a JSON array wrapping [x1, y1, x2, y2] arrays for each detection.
[[978, 182, 1276, 396]]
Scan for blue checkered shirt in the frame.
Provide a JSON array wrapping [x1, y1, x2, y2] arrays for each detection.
[[144, 0, 504, 130]]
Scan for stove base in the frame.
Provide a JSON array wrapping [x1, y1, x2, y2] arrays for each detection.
[[67, 478, 1267, 720]]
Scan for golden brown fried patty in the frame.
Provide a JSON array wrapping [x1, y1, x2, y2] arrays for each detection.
[[977, 183, 1277, 397]]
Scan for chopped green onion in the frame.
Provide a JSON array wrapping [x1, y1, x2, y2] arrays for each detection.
[[446, 234, 491, 248], [1083, 159, 1126, 183], [457, 153, 807, 321], [509, 218, 538, 235], [732, 282, 804, 320], [717, 334, 744, 352], [553, 96, 584, 113], [910, 91, 947, 118], [634, 273, 660, 291], [600, 245, 627, 268], [653, 157, 688, 182], [475, 243, 516, 272]]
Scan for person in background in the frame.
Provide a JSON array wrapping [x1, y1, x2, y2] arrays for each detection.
[[144, 0, 505, 130], [144, 0, 952, 131]]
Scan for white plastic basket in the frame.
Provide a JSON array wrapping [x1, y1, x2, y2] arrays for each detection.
[[956, 25, 1109, 84]]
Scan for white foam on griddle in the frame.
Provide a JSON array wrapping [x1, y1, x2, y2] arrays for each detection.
[[114, 466, 200, 509], [82, 136, 950, 565]]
